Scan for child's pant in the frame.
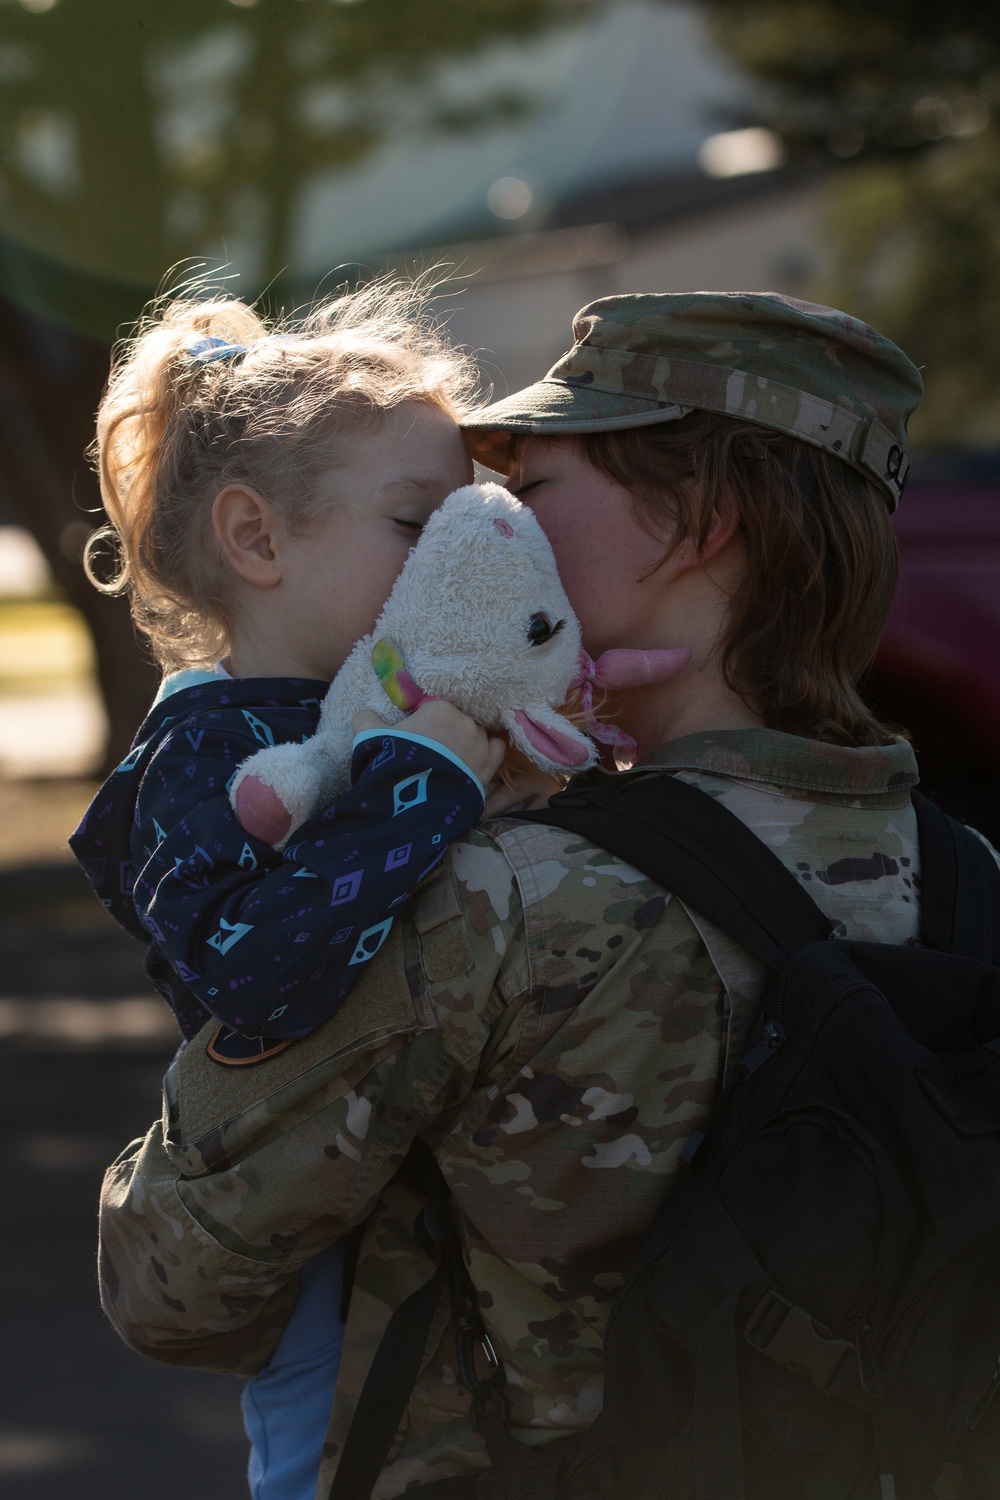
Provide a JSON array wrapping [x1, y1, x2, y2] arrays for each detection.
[[241, 1241, 346, 1500]]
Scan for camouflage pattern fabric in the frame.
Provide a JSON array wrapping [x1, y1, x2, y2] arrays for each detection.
[[461, 292, 924, 508], [100, 728, 931, 1498]]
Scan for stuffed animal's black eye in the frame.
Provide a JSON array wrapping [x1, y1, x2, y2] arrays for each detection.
[[527, 613, 564, 646]]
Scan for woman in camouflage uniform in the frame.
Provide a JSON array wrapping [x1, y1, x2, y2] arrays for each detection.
[[99, 291, 927, 1498]]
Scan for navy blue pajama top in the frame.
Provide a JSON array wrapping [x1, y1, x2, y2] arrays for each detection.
[[69, 674, 485, 1055]]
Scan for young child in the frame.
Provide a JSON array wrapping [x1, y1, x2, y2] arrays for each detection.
[[69, 282, 505, 1500]]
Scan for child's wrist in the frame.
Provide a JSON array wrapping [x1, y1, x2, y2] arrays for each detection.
[[351, 726, 486, 802]]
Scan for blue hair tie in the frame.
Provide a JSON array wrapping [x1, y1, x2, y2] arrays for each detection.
[[186, 336, 249, 365]]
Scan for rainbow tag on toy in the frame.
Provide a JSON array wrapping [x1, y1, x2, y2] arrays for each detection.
[[372, 638, 427, 712]]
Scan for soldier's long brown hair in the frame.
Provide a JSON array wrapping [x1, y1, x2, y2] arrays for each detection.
[[581, 411, 903, 748]]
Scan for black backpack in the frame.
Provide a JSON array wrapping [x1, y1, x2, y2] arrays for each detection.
[[330, 773, 1000, 1500]]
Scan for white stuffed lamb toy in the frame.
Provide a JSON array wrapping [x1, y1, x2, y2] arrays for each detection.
[[231, 483, 689, 846]]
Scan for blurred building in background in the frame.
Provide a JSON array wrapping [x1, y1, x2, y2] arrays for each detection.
[[428, 170, 822, 399]]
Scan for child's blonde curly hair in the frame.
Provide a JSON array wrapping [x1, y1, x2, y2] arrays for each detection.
[[88, 279, 479, 671]]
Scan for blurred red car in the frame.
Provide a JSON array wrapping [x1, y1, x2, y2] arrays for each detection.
[[868, 454, 1000, 841]]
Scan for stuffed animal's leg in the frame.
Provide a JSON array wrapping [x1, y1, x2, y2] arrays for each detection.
[[230, 740, 339, 849]]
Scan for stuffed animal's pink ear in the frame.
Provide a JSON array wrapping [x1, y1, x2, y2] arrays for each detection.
[[505, 708, 596, 772], [586, 647, 692, 690]]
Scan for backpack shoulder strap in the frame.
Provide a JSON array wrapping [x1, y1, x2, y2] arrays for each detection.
[[912, 790, 1000, 963], [521, 772, 834, 969], [327, 1140, 449, 1500], [523, 776, 1000, 970]]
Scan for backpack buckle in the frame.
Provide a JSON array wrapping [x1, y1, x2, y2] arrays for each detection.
[[744, 1288, 854, 1391], [457, 1316, 502, 1395]]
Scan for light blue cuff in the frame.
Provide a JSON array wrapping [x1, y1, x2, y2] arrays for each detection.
[[351, 727, 487, 802]]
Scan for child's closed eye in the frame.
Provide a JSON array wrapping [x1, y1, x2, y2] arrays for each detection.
[[393, 518, 426, 534]]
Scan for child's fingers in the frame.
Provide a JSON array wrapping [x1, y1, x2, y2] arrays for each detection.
[[484, 735, 506, 783], [390, 700, 504, 789], [352, 710, 389, 736], [483, 769, 561, 819], [483, 781, 527, 819]]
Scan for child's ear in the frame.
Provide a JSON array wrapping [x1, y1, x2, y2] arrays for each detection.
[[212, 484, 283, 587]]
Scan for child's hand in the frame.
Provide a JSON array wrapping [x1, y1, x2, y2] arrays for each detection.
[[353, 701, 505, 790], [483, 775, 559, 820]]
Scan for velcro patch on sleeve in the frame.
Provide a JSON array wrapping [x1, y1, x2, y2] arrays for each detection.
[[164, 917, 428, 1161], [413, 862, 474, 982]]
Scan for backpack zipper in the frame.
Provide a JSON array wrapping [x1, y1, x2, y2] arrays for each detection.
[[604, 1224, 685, 1340], [606, 1100, 886, 1348], [929, 1359, 1000, 1500], [880, 1233, 1000, 1371], [729, 1017, 788, 1082], [746, 976, 874, 1126], [966, 1358, 1000, 1432], [605, 982, 886, 1368], [636, 1427, 696, 1500], [607, 977, 856, 1332]]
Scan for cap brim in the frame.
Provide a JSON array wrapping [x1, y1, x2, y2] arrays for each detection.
[[461, 379, 691, 474]]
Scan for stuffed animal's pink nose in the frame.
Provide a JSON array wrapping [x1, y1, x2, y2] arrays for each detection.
[[235, 775, 292, 846]]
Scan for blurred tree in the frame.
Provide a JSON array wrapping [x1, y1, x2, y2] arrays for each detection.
[[0, 0, 593, 312], [698, 0, 1000, 443], [0, 0, 595, 767]]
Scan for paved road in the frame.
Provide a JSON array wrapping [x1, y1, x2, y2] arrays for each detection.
[[0, 865, 248, 1499]]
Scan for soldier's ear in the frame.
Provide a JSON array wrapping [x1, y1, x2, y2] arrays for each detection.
[[666, 485, 741, 577]]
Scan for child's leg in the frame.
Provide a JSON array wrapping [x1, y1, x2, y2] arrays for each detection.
[[242, 1240, 347, 1500]]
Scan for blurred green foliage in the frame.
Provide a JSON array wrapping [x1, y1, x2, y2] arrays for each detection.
[[701, 0, 1000, 442], [824, 134, 1000, 444], [0, 0, 593, 337]]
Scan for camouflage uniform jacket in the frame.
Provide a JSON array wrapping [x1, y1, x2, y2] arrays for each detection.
[[99, 728, 925, 1498]]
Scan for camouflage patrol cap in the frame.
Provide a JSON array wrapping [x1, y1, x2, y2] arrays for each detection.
[[462, 292, 924, 508]]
